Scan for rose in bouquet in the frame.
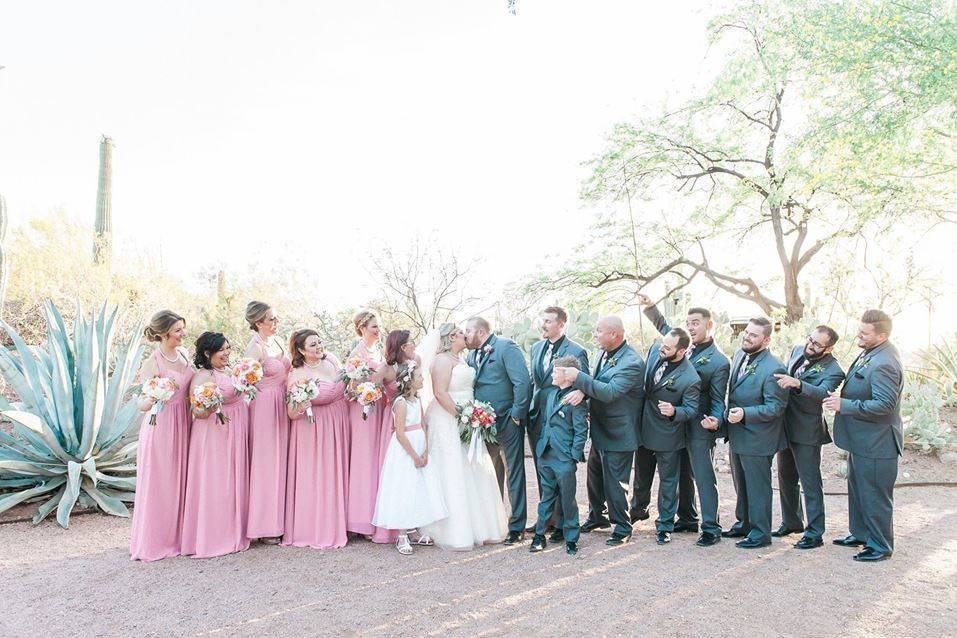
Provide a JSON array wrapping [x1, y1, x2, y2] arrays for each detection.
[[230, 357, 264, 404], [457, 399, 498, 445], [353, 381, 383, 420], [191, 382, 229, 424], [339, 355, 374, 386], [286, 377, 321, 423], [141, 376, 178, 426]]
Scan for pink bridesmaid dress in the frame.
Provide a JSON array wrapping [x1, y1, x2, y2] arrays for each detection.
[[246, 353, 291, 539], [282, 377, 351, 549], [130, 351, 193, 562], [181, 370, 251, 558]]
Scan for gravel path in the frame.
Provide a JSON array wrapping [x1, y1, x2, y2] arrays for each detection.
[[1, 448, 954, 637]]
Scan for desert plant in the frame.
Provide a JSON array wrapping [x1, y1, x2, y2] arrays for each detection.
[[901, 379, 956, 455], [916, 335, 957, 405], [0, 300, 144, 527]]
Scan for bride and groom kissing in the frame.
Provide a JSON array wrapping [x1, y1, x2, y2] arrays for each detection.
[[414, 314, 587, 556]]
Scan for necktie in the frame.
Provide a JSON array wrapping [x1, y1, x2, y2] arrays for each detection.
[[687, 344, 696, 359], [737, 355, 751, 381], [596, 351, 606, 375], [793, 358, 809, 378], [542, 341, 553, 374], [653, 360, 667, 385]]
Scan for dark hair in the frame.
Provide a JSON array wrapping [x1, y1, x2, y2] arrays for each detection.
[[814, 325, 840, 347], [289, 329, 320, 368], [144, 310, 185, 342], [861, 309, 893, 335], [553, 354, 581, 370], [687, 307, 712, 321], [669, 327, 691, 351], [193, 332, 228, 370], [467, 316, 491, 332], [396, 362, 420, 398], [543, 306, 568, 324], [385, 330, 411, 366], [749, 316, 773, 337]]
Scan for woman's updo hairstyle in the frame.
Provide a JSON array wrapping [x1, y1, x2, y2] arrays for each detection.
[[384, 329, 411, 366], [194, 332, 228, 370], [352, 310, 377, 337], [246, 301, 271, 331], [143, 310, 185, 342], [289, 329, 320, 369], [437, 322, 458, 354]]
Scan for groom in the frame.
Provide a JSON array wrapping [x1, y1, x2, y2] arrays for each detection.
[[465, 316, 533, 545]]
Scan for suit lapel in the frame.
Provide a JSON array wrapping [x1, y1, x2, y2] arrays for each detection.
[[475, 334, 496, 379], [690, 341, 715, 366], [730, 349, 761, 392], [531, 341, 544, 385], [653, 357, 685, 391]]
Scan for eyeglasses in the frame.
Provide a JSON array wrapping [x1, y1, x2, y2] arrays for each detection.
[[806, 335, 828, 349]]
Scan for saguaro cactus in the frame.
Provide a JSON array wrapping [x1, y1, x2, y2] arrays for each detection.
[[94, 135, 114, 264]]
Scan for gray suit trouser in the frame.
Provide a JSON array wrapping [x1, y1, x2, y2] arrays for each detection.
[[535, 447, 580, 543], [847, 453, 897, 554], [776, 442, 825, 538], [486, 416, 527, 533], [686, 438, 721, 535], [585, 446, 634, 536], [651, 449, 682, 533], [730, 452, 773, 542]]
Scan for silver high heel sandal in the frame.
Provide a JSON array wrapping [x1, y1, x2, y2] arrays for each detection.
[[396, 533, 413, 555]]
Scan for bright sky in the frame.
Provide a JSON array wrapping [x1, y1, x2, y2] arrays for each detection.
[[0, 0, 712, 305]]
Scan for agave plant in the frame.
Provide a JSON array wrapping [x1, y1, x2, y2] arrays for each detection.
[[0, 300, 144, 527], [917, 335, 957, 405]]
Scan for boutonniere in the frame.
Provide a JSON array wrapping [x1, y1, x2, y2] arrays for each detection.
[[606, 356, 619, 368], [694, 356, 711, 366], [744, 362, 758, 377], [809, 363, 825, 375], [483, 345, 493, 357], [663, 377, 676, 389], [558, 410, 566, 419], [857, 357, 871, 370]]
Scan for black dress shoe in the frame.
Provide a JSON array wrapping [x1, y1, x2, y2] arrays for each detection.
[[580, 520, 611, 533], [673, 521, 699, 533], [503, 531, 525, 545], [832, 535, 865, 547], [794, 536, 824, 550], [721, 527, 748, 538], [853, 547, 891, 562], [549, 529, 565, 542], [735, 537, 772, 549], [629, 509, 650, 524], [771, 525, 803, 537], [606, 533, 632, 546], [655, 531, 671, 545], [696, 532, 721, 547], [529, 534, 546, 552], [565, 541, 579, 556]]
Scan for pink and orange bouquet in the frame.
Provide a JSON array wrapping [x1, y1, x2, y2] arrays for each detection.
[[230, 357, 264, 404], [191, 382, 229, 424], [339, 355, 374, 384], [351, 380, 383, 420], [286, 377, 321, 423], [457, 399, 498, 445], [141, 376, 178, 425]]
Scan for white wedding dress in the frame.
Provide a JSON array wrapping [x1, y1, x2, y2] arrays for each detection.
[[420, 363, 508, 550]]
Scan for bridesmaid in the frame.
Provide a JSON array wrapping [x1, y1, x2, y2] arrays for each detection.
[[181, 332, 251, 558], [244, 300, 291, 543], [346, 310, 387, 538], [130, 310, 193, 562], [282, 329, 351, 549]]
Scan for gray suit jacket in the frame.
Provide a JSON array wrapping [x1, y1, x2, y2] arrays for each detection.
[[536, 387, 589, 463], [783, 345, 845, 446], [726, 347, 789, 456], [640, 346, 701, 452], [528, 336, 589, 440], [468, 334, 532, 425], [571, 342, 645, 452], [834, 341, 904, 459], [643, 305, 730, 440]]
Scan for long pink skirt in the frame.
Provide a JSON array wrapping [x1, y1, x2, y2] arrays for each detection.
[[246, 384, 290, 539]]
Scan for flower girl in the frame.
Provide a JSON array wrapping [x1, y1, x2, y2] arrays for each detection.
[[372, 363, 448, 554]]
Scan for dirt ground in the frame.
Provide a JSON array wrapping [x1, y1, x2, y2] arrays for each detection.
[[1, 443, 955, 638]]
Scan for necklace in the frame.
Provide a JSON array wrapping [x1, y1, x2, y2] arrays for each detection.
[[159, 348, 180, 363], [305, 360, 322, 369]]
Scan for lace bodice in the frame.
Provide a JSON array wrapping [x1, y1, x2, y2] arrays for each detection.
[[448, 364, 475, 402]]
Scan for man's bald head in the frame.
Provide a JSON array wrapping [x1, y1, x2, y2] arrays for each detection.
[[595, 315, 625, 351]]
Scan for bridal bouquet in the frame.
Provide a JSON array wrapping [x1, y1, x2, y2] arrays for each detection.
[[339, 356, 374, 385], [457, 400, 498, 445], [191, 382, 229, 424], [230, 357, 264, 404], [286, 377, 320, 423], [141, 376, 178, 425], [351, 381, 383, 420]]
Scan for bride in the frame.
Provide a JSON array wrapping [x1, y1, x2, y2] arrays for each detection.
[[418, 323, 508, 550]]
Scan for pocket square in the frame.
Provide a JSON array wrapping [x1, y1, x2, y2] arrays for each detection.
[[558, 410, 566, 418]]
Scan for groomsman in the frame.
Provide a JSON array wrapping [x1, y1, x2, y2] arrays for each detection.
[[637, 295, 730, 546], [824, 309, 904, 562], [526, 306, 589, 537], [530, 355, 589, 556], [722, 317, 789, 548], [465, 317, 533, 545], [772, 326, 846, 549], [639, 328, 701, 545], [555, 316, 645, 546]]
